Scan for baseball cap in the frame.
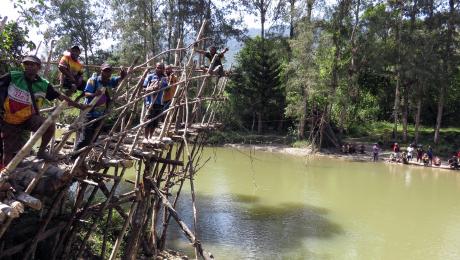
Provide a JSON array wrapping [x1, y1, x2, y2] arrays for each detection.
[[71, 45, 81, 51], [101, 63, 113, 71], [22, 55, 42, 65]]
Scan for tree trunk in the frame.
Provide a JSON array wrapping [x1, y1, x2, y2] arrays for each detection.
[[392, 0, 403, 140], [414, 96, 422, 144], [261, 2, 265, 40], [434, 87, 445, 144], [434, 0, 454, 144], [299, 90, 307, 139], [257, 112, 263, 134], [402, 85, 409, 142], [289, 0, 295, 38], [167, 0, 175, 63]]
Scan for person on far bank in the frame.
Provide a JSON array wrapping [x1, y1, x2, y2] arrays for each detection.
[[372, 143, 380, 161], [416, 145, 424, 163], [73, 63, 127, 159], [393, 142, 400, 158], [143, 62, 168, 142], [427, 145, 433, 166], [195, 46, 228, 78], [58, 45, 85, 98], [407, 144, 414, 161], [0, 55, 85, 166]]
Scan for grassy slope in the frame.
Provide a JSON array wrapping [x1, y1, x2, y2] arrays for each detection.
[[346, 121, 460, 157]]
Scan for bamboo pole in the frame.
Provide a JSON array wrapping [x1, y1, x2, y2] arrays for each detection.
[[109, 201, 138, 260], [76, 166, 127, 257], [0, 102, 66, 181], [21, 187, 68, 260], [158, 20, 208, 139], [151, 181, 213, 260], [0, 19, 231, 259]]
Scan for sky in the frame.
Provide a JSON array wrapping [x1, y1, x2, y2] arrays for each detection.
[[2, 1, 260, 44], [2, 1, 46, 55]]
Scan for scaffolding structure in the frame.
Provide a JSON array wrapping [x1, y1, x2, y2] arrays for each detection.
[[0, 21, 224, 259]]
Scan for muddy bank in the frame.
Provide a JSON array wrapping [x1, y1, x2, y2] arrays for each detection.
[[224, 143, 313, 157], [224, 143, 460, 172], [225, 143, 391, 162]]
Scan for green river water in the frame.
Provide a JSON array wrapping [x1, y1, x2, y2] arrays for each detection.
[[126, 147, 460, 260]]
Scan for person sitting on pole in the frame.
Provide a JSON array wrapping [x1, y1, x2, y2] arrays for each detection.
[[58, 45, 85, 98], [195, 46, 228, 78], [0, 55, 84, 166], [73, 63, 126, 159]]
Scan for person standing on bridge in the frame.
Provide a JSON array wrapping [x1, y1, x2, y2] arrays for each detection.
[[0, 55, 84, 166], [73, 63, 126, 158], [143, 62, 168, 142], [163, 64, 177, 110]]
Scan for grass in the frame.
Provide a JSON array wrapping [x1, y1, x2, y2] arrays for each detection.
[[348, 121, 460, 157]]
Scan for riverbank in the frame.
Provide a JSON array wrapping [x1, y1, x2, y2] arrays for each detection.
[[224, 142, 380, 162], [224, 142, 460, 171]]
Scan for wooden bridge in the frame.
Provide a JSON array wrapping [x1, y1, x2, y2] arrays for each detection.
[[0, 22, 224, 259]]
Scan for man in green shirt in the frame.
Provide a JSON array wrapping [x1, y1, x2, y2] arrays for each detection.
[[0, 55, 84, 166]]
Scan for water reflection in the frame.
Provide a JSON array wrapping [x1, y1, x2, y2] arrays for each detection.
[[118, 147, 460, 259], [166, 193, 342, 259]]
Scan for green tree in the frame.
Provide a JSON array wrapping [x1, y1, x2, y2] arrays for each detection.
[[227, 36, 285, 134], [45, 0, 109, 71], [0, 20, 36, 73]]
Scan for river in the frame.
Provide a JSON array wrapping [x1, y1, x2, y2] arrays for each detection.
[[128, 147, 460, 260]]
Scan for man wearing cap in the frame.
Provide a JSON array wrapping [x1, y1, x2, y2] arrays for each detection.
[[0, 55, 85, 165], [58, 45, 85, 97], [143, 62, 168, 141], [73, 62, 127, 156]]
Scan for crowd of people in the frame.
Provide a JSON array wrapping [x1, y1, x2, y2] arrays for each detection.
[[0, 44, 228, 169], [386, 142, 458, 169], [341, 141, 459, 169]]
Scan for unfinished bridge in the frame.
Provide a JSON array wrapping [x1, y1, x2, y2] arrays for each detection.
[[0, 22, 224, 259]]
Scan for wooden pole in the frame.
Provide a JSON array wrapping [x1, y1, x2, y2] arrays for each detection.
[[109, 201, 138, 260], [151, 181, 213, 260], [0, 102, 66, 182]]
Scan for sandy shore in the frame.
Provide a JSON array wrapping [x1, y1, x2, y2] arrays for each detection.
[[224, 143, 459, 171], [224, 143, 382, 162]]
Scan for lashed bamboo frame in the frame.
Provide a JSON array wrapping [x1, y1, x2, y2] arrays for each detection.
[[0, 20, 228, 260]]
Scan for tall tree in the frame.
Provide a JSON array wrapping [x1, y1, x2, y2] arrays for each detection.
[[434, 0, 457, 144], [227, 37, 285, 134], [46, 0, 109, 70], [285, 0, 316, 139], [0, 19, 36, 73], [240, 0, 280, 39]]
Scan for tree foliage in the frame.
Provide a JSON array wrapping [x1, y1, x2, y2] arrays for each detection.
[[227, 36, 285, 134], [0, 20, 36, 74]]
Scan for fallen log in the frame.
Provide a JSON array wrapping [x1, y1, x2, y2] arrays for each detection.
[[15, 192, 42, 210]]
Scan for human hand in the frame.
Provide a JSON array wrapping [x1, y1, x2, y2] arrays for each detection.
[[94, 89, 104, 96], [120, 67, 127, 78]]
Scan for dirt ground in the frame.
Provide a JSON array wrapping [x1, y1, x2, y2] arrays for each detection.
[[224, 142, 459, 171]]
